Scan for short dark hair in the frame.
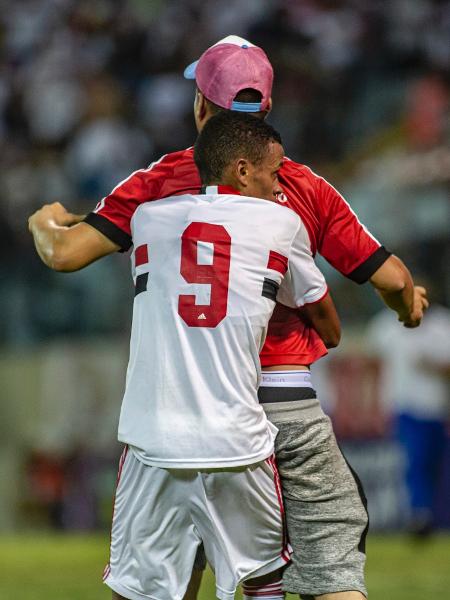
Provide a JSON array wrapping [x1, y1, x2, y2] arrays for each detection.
[[194, 111, 282, 184]]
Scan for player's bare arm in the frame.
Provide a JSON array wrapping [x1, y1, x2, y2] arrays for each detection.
[[263, 293, 340, 373], [28, 202, 119, 272], [369, 254, 429, 328], [301, 291, 341, 349]]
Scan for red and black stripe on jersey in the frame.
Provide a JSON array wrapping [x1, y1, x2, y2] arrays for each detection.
[[133, 244, 149, 296], [262, 250, 289, 301]]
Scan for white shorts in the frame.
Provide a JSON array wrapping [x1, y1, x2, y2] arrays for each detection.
[[103, 447, 290, 600]]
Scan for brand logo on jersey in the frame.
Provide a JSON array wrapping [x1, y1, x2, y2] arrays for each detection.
[[276, 192, 288, 204], [197, 313, 207, 320]]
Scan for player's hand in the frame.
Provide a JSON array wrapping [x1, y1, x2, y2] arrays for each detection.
[[401, 285, 429, 328], [28, 202, 85, 231]]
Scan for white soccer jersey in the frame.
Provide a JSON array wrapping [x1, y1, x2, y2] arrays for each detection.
[[118, 185, 327, 468]]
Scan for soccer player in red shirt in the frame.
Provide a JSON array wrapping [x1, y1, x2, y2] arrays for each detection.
[[29, 36, 428, 600]]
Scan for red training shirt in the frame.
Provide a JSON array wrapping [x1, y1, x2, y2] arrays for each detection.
[[85, 148, 390, 366]]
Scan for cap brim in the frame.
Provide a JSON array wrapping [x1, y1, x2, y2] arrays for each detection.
[[183, 60, 198, 80]]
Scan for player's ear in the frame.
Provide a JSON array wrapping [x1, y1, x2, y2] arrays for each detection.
[[235, 158, 250, 187], [194, 90, 209, 132]]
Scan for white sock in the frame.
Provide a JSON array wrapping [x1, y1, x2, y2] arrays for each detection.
[[242, 579, 284, 599]]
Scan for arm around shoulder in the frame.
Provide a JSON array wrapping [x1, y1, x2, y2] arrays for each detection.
[[301, 291, 341, 349], [28, 202, 120, 272], [282, 219, 341, 349]]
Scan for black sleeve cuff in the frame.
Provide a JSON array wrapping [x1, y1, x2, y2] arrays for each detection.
[[347, 246, 392, 284], [84, 213, 132, 251]]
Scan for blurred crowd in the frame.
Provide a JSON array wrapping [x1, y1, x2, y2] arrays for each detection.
[[1, 0, 449, 346]]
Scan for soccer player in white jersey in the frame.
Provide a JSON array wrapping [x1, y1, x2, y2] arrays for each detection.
[[29, 111, 340, 600]]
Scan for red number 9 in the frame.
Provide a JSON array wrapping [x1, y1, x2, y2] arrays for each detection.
[[178, 222, 231, 327]]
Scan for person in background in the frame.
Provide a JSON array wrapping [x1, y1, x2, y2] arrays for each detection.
[[367, 284, 449, 537]]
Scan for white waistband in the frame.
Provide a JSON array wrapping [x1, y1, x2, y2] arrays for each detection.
[[260, 370, 312, 387]]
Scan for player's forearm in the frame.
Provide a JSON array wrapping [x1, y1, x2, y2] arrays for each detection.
[[301, 292, 341, 348], [29, 203, 119, 272], [30, 219, 120, 272], [29, 216, 80, 271], [369, 255, 414, 321], [376, 286, 413, 322]]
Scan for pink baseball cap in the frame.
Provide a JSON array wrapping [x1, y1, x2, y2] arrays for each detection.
[[184, 35, 273, 112]]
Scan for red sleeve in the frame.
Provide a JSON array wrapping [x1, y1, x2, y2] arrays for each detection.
[[314, 174, 391, 283], [84, 148, 200, 251], [85, 169, 152, 250], [262, 162, 392, 368]]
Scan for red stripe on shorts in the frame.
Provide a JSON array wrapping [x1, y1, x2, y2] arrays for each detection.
[[266, 454, 291, 563], [102, 564, 111, 581], [103, 445, 129, 582]]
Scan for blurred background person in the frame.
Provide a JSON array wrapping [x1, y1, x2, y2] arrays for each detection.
[[367, 284, 450, 538]]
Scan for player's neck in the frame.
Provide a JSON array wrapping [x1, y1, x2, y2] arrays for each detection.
[[200, 183, 241, 195]]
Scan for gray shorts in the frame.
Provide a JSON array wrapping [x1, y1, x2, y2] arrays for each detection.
[[263, 397, 368, 598]]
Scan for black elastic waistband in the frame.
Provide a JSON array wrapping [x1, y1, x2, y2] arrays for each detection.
[[258, 386, 317, 404]]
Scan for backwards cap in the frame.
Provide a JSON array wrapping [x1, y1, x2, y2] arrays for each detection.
[[184, 35, 273, 112]]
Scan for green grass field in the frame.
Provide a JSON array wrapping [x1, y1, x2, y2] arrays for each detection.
[[1, 533, 449, 599]]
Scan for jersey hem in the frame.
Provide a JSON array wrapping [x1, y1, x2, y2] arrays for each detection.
[[104, 575, 160, 600], [128, 444, 275, 469], [260, 346, 328, 367]]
